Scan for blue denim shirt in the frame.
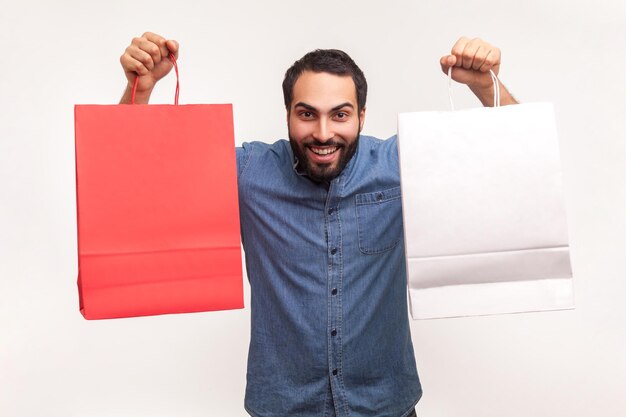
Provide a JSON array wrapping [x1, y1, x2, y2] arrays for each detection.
[[237, 135, 422, 417]]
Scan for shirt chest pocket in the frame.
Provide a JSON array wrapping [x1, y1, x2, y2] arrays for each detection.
[[355, 186, 403, 254]]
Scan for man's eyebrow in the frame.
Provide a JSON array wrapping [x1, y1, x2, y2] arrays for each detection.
[[294, 102, 318, 112], [331, 102, 354, 111]]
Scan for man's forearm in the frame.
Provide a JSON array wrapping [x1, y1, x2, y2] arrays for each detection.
[[119, 84, 153, 104], [470, 80, 518, 107]]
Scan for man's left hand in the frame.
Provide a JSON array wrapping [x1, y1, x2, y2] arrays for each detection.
[[440, 37, 518, 106]]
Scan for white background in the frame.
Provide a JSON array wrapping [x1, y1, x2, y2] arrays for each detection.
[[1, 1, 625, 416]]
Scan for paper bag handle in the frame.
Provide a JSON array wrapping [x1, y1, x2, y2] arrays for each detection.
[[131, 53, 180, 105], [447, 67, 500, 110]]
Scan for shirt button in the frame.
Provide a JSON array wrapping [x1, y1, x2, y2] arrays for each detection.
[[331, 329, 337, 337], [332, 369, 338, 376], [328, 207, 334, 215], [376, 193, 384, 201], [330, 248, 337, 255], [331, 288, 337, 295]]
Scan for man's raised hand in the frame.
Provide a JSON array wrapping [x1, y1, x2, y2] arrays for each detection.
[[119, 32, 179, 104], [440, 37, 516, 106]]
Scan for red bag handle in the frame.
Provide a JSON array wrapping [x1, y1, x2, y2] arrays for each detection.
[[131, 53, 180, 105]]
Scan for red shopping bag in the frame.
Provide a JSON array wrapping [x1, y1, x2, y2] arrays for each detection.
[[74, 56, 243, 319]]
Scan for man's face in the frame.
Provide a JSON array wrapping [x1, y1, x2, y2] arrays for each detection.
[[288, 71, 366, 182]]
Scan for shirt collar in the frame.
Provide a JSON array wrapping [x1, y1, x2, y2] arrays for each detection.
[[292, 156, 308, 177]]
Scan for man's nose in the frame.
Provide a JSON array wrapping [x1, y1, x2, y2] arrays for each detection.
[[312, 118, 333, 142]]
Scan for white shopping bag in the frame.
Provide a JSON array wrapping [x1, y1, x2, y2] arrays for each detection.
[[398, 71, 574, 319]]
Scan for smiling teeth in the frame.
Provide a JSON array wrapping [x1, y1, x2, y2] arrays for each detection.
[[310, 147, 338, 155]]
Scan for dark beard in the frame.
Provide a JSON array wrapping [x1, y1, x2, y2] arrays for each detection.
[[289, 134, 359, 183]]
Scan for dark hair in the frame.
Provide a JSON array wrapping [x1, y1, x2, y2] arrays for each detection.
[[282, 49, 368, 112]]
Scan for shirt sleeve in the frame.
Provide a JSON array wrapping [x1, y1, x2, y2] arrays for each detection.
[[236, 143, 253, 179]]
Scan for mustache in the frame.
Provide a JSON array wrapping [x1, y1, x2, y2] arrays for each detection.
[[304, 139, 344, 148]]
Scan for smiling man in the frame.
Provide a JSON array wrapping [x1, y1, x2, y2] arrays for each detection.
[[119, 33, 517, 417]]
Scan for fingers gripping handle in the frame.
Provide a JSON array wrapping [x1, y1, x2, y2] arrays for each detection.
[[131, 53, 180, 105], [447, 67, 500, 110]]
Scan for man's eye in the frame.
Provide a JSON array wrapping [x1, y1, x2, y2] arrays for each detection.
[[335, 112, 347, 119], [301, 111, 313, 118]]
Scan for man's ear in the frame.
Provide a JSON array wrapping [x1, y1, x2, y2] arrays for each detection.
[[358, 106, 366, 132]]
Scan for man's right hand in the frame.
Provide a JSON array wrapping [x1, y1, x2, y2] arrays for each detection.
[[119, 32, 179, 104]]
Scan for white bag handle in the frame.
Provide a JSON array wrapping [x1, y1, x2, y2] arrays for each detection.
[[447, 67, 500, 110]]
